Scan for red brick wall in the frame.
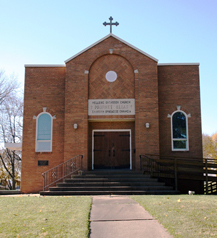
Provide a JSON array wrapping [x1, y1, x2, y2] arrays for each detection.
[[89, 54, 134, 99], [22, 36, 203, 193], [64, 36, 160, 170], [21, 67, 65, 193], [158, 65, 203, 158]]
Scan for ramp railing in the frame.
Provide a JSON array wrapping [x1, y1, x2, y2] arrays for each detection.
[[140, 155, 178, 190], [140, 154, 217, 194]]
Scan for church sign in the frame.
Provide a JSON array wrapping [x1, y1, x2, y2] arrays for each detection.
[[88, 99, 135, 116]]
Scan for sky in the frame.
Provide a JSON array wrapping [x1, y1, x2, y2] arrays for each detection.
[[0, 0, 217, 135]]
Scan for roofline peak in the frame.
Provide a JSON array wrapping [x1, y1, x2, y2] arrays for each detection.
[[65, 34, 158, 63]]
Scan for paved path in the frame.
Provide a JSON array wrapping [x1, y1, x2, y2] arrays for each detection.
[[89, 195, 172, 238]]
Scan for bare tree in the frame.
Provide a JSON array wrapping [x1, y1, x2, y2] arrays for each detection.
[[0, 149, 21, 189], [0, 91, 23, 190], [0, 70, 19, 105]]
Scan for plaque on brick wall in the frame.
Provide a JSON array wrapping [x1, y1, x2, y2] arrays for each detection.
[[88, 99, 135, 115], [38, 160, 49, 166]]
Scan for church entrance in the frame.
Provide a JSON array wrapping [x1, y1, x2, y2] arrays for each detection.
[[92, 130, 132, 170]]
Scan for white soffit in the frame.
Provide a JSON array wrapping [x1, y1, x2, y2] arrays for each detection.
[[65, 34, 158, 63], [25, 64, 65, 68], [158, 63, 200, 66], [5, 143, 22, 151]]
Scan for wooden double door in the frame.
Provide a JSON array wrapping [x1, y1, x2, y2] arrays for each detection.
[[93, 131, 131, 170]]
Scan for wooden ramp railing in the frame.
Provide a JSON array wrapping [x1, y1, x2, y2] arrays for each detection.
[[140, 154, 217, 194], [204, 181, 217, 194]]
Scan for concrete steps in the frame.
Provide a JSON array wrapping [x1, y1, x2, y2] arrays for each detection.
[[40, 171, 179, 196]]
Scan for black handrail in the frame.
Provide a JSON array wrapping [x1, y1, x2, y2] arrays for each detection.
[[42, 155, 83, 191]]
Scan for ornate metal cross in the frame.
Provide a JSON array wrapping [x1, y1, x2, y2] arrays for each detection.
[[103, 16, 119, 33]]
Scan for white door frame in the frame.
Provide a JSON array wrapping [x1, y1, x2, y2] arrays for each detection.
[[92, 129, 132, 170]]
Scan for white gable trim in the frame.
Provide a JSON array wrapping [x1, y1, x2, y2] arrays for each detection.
[[25, 64, 65, 68], [65, 34, 158, 63], [158, 63, 200, 66]]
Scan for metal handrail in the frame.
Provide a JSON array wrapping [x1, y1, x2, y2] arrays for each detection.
[[42, 155, 83, 191]]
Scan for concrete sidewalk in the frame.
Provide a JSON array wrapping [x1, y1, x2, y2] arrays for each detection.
[[89, 195, 172, 238]]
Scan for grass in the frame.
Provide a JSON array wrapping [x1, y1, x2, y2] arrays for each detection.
[[0, 195, 92, 238], [131, 195, 217, 238], [1, 195, 217, 237]]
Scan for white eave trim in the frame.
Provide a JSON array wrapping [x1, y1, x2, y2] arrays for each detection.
[[25, 64, 66, 68], [5, 143, 22, 151], [158, 63, 200, 66], [65, 33, 158, 63]]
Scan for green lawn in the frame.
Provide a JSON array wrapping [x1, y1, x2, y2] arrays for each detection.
[[0, 196, 92, 238], [1, 195, 217, 238], [131, 195, 217, 238]]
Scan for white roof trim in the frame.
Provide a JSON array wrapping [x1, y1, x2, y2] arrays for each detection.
[[25, 64, 65, 68], [5, 143, 22, 151], [158, 63, 200, 66], [65, 33, 158, 63]]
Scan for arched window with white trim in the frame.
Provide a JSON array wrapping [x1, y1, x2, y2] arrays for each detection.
[[171, 109, 189, 151], [36, 112, 53, 152]]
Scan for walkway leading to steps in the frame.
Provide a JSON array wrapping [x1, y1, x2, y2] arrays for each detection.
[[89, 196, 172, 238]]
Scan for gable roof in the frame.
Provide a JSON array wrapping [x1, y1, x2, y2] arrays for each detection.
[[65, 33, 158, 63]]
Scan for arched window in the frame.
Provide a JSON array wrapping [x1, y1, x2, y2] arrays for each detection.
[[36, 112, 53, 152], [171, 110, 189, 151]]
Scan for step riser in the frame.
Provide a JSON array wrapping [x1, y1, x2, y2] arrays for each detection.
[[72, 174, 150, 178], [57, 182, 165, 187], [41, 190, 179, 196], [66, 178, 158, 182], [49, 186, 174, 191], [39, 171, 178, 196], [82, 171, 144, 175]]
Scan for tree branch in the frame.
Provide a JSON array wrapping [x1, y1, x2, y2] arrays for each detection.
[[0, 154, 13, 179]]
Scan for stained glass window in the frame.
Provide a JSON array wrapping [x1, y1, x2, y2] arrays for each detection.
[[172, 111, 188, 150]]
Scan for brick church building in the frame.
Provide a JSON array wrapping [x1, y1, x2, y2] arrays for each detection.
[[21, 33, 202, 193]]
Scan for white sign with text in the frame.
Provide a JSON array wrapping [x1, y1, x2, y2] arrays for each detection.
[[88, 99, 135, 116]]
